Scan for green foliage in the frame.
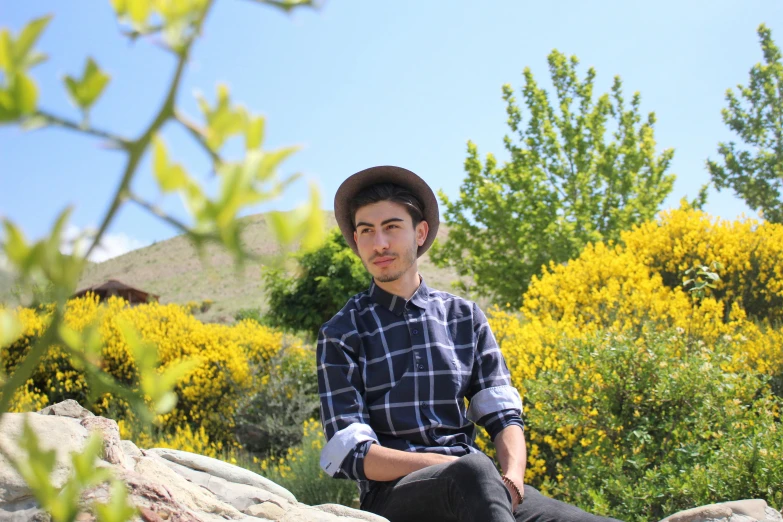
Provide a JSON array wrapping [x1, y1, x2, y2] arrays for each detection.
[[431, 50, 676, 307], [234, 307, 264, 324], [234, 346, 318, 456], [6, 419, 135, 522], [707, 24, 783, 223], [524, 330, 783, 521], [682, 260, 723, 301], [263, 229, 368, 338]]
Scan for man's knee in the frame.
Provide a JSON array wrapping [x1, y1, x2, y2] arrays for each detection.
[[444, 452, 502, 485]]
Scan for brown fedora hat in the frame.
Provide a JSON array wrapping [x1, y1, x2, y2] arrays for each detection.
[[334, 166, 439, 257]]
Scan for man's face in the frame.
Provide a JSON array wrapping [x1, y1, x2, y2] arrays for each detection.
[[353, 200, 428, 284]]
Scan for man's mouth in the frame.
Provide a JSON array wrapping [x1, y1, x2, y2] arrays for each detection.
[[373, 256, 395, 268]]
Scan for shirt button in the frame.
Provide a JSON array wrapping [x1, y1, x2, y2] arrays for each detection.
[[413, 329, 419, 335], [420, 402, 426, 408], [418, 364, 424, 370]]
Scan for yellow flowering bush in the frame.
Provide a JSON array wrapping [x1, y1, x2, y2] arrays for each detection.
[[481, 208, 783, 516], [2, 295, 292, 447]]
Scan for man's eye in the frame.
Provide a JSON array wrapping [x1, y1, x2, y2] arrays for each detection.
[[360, 228, 371, 234]]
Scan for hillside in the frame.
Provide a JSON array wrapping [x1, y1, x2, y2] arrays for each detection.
[[72, 211, 461, 323]]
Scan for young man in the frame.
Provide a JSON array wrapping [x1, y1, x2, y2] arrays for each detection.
[[317, 166, 621, 522]]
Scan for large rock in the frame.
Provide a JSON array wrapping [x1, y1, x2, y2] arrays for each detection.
[[0, 412, 90, 503], [38, 400, 94, 420], [147, 448, 297, 503], [661, 499, 783, 522]]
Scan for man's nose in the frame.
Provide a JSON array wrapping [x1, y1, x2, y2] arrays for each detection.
[[373, 231, 389, 251]]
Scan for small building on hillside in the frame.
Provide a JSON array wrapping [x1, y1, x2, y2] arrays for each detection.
[[71, 279, 159, 305]]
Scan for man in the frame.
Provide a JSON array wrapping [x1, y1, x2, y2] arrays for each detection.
[[317, 166, 620, 522]]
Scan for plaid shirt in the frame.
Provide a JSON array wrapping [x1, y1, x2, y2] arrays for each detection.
[[317, 277, 524, 499]]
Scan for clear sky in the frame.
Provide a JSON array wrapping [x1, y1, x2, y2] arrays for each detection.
[[1, 1, 781, 261]]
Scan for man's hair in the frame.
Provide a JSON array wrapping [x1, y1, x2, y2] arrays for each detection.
[[349, 183, 425, 229]]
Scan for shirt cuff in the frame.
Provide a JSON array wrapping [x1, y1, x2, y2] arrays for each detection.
[[466, 384, 523, 423], [481, 410, 525, 441], [320, 423, 379, 477]]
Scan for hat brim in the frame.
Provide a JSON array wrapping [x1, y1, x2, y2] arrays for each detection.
[[334, 166, 439, 258]]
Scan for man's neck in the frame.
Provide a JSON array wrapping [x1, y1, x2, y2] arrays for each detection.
[[374, 270, 422, 301]]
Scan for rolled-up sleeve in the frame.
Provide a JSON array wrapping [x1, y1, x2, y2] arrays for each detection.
[[466, 303, 524, 441], [317, 324, 378, 479]]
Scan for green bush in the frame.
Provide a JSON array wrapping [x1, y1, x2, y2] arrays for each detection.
[[263, 229, 368, 339], [234, 345, 319, 457], [523, 329, 783, 521]]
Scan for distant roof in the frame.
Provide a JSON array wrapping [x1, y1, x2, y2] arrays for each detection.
[[72, 279, 159, 302]]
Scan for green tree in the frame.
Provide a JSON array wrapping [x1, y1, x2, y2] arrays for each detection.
[[264, 228, 369, 339], [431, 50, 676, 307], [707, 24, 783, 223]]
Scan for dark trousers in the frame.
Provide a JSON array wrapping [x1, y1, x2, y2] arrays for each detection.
[[360, 453, 623, 522]]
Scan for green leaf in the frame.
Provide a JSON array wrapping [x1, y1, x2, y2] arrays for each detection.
[[0, 30, 12, 71], [245, 115, 265, 150], [0, 310, 23, 349], [11, 73, 38, 116], [14, 16, 52, 67], [2, 219, 30, 266], [152, 137, 188, 193], [64, 57, 110, 110], [127, 0, 153, 25]]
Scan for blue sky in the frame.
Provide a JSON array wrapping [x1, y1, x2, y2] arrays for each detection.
[[1, 1, 781, 260]]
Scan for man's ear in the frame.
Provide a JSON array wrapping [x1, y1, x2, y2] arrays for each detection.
[[416, 220, 429, 246], [353, 230, 358, 245]]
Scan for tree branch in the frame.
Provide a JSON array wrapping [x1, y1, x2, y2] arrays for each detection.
[[35, 110, 131, 149], [84, 0, 217, 260]]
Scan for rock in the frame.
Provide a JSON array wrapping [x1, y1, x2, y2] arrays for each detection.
[[0, 412, 90, 503], [245, 502, 287, 520], [80, 417, 132, 470], [149, 453, 290, 511], [120, 439, 143, 460], [312, 505, 387, 522], [661, 499, 782, 522], [37, 400, 94, 420], [0, 498, 50, 522], [133, 456, 244, 519], [147, 448, 296, 503]]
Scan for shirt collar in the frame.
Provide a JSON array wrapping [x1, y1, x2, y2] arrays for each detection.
[[368, 276, 430, 316]]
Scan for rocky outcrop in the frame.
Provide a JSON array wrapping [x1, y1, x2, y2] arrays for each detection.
[[0, 401, 779, 522], [0, 402, 384, 522]]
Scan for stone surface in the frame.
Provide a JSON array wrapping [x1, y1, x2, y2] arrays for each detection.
[[37, 400, 94, 419], [245, 502, 288, 520], [661, 499, 781, 522], [0, 412, 90, 503], [80, 416, 131, 470], [120, 439, 143, 460], [151, 453, 289, 511], [133, 456, 244, 519], [147, 448, 297, 503], [312, 505, 387, 522], [0, 498, 49, 522]]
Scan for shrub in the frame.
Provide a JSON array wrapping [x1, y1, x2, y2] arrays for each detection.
[[234, 344, 319, 456], [3, 295, 289, 447], [263, 229, 368, 339], [523, 330, 782, 520]]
